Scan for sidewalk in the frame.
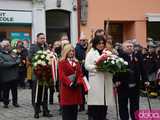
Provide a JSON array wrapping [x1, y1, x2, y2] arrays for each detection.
[[0, 89, 159, 120]]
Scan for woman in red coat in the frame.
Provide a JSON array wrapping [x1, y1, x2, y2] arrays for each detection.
[[58, 44, 84, 120]]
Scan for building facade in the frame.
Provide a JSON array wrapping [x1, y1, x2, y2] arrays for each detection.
[[80, 0, 160, 46], [0, 0, 78, 46], [0, 0, 160, 47]]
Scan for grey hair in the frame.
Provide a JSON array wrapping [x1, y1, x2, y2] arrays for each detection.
[[0, 40, 10, 48], [122, 40, 133, 48]]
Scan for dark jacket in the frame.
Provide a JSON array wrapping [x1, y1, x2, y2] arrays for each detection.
[[143, 52, 158, 74], [113, 51, 148, 91], [0, 49, 20, 83], [29, 43, 48, 60], [28, 43, 48, 80], [75, 43, 88, 77], [75, 43, 86, 62]]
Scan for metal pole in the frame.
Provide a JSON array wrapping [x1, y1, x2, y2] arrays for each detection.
[[114, 87, 119, 120]]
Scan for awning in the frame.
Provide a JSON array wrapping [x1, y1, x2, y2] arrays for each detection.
[[145, 13, 160, 22]]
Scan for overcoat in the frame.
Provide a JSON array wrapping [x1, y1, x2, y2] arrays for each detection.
[[59, 59, 83, 106], [85, 48, 114, 106]]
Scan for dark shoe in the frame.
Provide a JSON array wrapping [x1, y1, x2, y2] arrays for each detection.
[[3, 105, 9, 108], [43, 112, 53, 117], [0, 98, 3, 102], [58, 108, 62, 115], [13, 103, 20, 107], [49, 101, 53, 105], [34, 114, 39, 119]]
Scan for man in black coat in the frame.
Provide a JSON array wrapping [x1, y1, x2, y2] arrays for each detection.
[[113, 40, 149, 120], [29, 33, 52, 118], [75, 35, 88, 111], [0, 40, 20, 108]]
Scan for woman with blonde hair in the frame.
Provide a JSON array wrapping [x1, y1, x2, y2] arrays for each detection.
[[58, 44, 84, 120]]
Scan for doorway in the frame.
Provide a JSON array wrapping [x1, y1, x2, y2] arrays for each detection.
[[0, 32, 6, 41], [147, 22, 160, 41], [46, 10, 70, 43]]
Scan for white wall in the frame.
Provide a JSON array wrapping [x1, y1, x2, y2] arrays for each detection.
[[0, 0, 32, 11], [0, 0, 78, 45], [32, 2, 46, 43]]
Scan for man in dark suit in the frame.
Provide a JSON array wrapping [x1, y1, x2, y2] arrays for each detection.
[[75, 34, 88, 111], [29, 33, 52, 118], [113, 40, 149, 120]]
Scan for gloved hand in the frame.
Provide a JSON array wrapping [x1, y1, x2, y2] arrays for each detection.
[[70, 81, 78, 89]]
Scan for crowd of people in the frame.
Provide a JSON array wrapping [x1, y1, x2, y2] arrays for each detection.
[[0, 29, 160, 120]]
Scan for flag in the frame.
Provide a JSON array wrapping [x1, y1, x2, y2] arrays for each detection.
[[51, 55, 58, 81]]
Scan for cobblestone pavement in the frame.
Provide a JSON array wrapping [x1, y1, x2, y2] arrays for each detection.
[[0, 89, 160, 120]]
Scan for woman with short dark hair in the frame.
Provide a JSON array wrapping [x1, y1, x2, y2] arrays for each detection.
[[85, 36, 114, 120]]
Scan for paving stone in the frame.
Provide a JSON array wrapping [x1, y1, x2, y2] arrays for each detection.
[[0, 89, 159, 120]]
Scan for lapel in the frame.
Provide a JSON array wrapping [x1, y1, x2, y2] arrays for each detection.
[[64, 60, 76, 74]]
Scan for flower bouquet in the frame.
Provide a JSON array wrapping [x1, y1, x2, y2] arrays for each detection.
[[96, 50, 128, 74], [32, 50, 53, 86]]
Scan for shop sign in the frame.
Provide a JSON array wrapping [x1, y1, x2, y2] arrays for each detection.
[[10, 32, 31, 48], [0, 10, 32, 24]]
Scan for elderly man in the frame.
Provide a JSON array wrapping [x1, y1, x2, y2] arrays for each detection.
[[0, 40, 20, 108], [113, 40, 149, 120]]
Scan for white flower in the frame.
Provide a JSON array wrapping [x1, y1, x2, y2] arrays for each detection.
[[111, 60, 115, 64], [104, 60, 107, 63], [116, 59, 120, 63], [124, 61, 128, 65], [37, 60, 42, 64], [41, 55, 45, 59], [41, 61, 46, 66], [119, 58, 124, 62], [35, 55, 38, 60], [106, 50, 112, 56], [37, 51, 43, 54], [43, 51, 47, 54], [111, 55, 118, 60], [34, 62, 37, 67], [12, 49, 17, 53], [46, 55, 50, 61], [46, 50, 51, 53]]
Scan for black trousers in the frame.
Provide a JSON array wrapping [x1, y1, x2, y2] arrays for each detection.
[[0, 83, 4, 101], [62, 105, 78, 120], [118, 87, 139, 120], [32, 80, 49, 114], [79, 86, 85, 110], [18, 70, 26, 88], [88, 105, 108, 120], [49, 84, 55, 103], [3, 80, 18, 105]]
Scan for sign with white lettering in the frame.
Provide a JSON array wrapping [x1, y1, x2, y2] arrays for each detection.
[[0, 10, 32, 24]]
